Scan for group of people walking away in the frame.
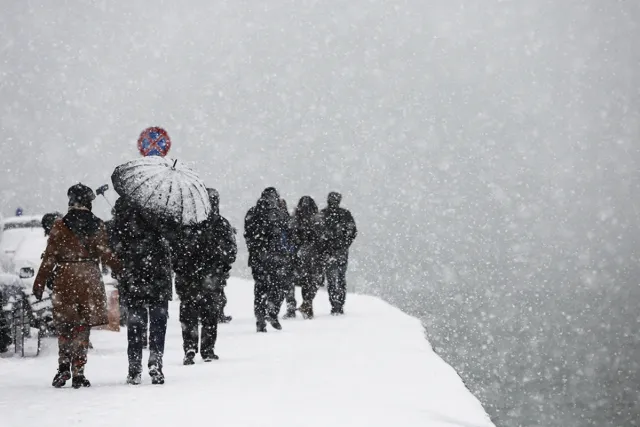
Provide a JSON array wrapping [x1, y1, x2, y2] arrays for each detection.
[[245, 188, 357, 331], [32, 184, 356, 388]]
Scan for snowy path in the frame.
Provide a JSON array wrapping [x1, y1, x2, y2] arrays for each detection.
[[0, 278, 494, 427]]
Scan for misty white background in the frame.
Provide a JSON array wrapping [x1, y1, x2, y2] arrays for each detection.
[[1, 1, 639, 426]]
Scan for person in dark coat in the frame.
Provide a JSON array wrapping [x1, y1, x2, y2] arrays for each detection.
[[276, 198, 297, 319], [244, 187, 289, 332], [320, 192, 357, 315], [33, 184, 121, 388], [290, 196, 325, 319], [208, 188, 237, 324], [42, 212, 63, 236], [112, 196, 172, 385], [173, 188, 237, 365]]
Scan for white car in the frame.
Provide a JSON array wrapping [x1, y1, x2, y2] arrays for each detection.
[[0, 215, 44, 273], [0, 216, 55, 338], [12, 233, 48, 287]]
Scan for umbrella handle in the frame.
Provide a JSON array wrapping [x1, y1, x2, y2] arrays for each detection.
[[100, 194, 113, 208]]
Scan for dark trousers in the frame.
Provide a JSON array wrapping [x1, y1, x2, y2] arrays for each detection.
[[326, 250, 349, 311], [180, 288, 220, 358], [252, 263, 286, 322], [57, 324, 91, 375], [218, 285, 229, 318], [284, 277, 297, 313], [127, 301, 168, 371], [299, 270, 323, 303], [275, 262, 296, 313]]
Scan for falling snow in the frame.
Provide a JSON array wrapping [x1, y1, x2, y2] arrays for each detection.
[[0, 1, 639, 426]]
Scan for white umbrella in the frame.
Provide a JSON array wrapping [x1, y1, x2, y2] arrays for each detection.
[[111, 156, 211, 225]]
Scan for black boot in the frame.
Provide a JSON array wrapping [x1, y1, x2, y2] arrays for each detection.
[[183, 350, 196, 366], [256, 320, 267, 333], [218, 314, 233, 324], [282, 309, 296, 319], [126, 367, 142, 385], [149, 365, 165, 385], [202, 352, 219, 362], [267, 317, 282, 330], [300, 301, 314, 320], [71, 367, 91, 389], [72, 375, 91, 389], [52, 363, 71, 388]]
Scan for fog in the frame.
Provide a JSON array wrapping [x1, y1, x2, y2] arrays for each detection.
[[1, 1, 639, 425]]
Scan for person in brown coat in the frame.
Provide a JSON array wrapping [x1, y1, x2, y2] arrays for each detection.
[[33, 183, 120, 389]]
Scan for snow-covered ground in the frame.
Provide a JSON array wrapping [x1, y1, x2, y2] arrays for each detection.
[[0, 278, 494, 427]]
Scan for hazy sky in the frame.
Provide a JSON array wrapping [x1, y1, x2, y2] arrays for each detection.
[[1, 0, 638, 286], [2, 0, 638, 284]]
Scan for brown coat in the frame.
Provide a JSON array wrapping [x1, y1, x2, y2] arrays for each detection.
[[33, 217, 120, 328]]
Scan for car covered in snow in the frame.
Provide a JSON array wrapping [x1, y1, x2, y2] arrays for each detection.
[[0, 215, 44, 273], [11, 231, 48, 286], [0, 215, 55, 340]]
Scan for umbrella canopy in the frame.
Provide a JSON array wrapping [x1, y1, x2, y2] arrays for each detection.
[[111, 156, 211, 225]]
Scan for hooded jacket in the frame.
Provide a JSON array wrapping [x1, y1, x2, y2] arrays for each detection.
[[244, 191, 289, 268]]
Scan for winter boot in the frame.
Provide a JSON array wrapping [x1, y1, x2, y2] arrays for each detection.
[[267, 316, 282, 330], [299, 301, 314, 320], [219, 314, 233, 324], [202, 352, 220, 362], [72, 375, 91, 389], [71, 364, 91, 389], [52, 363, 71, 388], [331, 307, 344, 316], [126, 368, 142, 385], [149, 365, 165, 385], [283, 309, 297, 319], [183, 350, 196, 366], [256, 320, 267, 333], [71, 366, 91, 389]]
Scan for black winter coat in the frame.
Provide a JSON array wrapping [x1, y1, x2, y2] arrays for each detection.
[[173, 213, 237, 297], [244, 200, 289, 269], [320, 206, 357, 254], [291, 213, 325, 275], [112, 197, 173, 305]]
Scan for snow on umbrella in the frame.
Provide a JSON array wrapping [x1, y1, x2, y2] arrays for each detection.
[[111, 156, 211, 225]]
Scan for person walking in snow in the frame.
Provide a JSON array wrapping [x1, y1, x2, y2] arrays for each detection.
[[33, 184, 120, 388], [276, 198, 297, 319], [291, 196, 326, 319], [112, 196, 172, 385], [244, 187, 290, 332], [209, 189, 237, 324], [173, 188, 237, 365], [320, 192, 357, 315]]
